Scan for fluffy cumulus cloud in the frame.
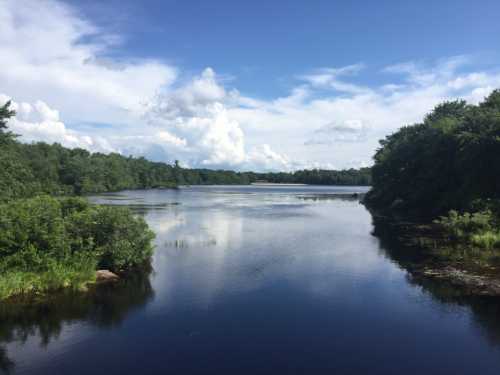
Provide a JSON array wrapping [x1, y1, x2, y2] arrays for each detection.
[[0, 94, 114, 152], [142, 69, 246, 168], [141, 68, 291, 170], [2, 0, 500, 171]]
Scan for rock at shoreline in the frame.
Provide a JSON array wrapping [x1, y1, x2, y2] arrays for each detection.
[[96, 270, 119, 283], [414, 266, 500, 296]]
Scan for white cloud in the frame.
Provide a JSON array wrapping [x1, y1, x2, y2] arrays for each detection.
[[230, 57, 500, 169], [143, 69, 290, 170], [298, 64, 370, 94], [0, 94, 114, 152], [305, 120, 369, 145], [0, 0, 176, 125], [245, 144, 291, 171], [1, 0, 500, 171]]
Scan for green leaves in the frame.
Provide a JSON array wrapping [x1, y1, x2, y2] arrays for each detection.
[[0, 196, 155, 300], [0, 101, 15, 131], [434, 209, 500, 250], [365, 89, 500, 219]]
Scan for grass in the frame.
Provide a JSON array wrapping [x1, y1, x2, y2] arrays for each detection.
[[0, 256, 97, 301], [434, 209, 500, 251], [470, 231, 500, 251]]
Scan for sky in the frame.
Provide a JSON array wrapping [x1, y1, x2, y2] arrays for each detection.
[[1, 0, 500, 171]]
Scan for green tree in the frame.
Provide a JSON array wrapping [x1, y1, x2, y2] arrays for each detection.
[[365, 90, 500, 218], [0, 101, 15, 132]]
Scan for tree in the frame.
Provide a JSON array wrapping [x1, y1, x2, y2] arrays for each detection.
[[0, 101, 15, 132], [365, 90, 500, 219]]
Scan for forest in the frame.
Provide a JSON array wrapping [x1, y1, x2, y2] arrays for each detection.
[[365, 90, 500, 250]]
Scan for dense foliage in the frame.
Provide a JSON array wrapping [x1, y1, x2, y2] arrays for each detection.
[[0, 196, 154, 300], [1, 105, 156, 300], [365, 90, 500, 251], [365, 90, 500, 218], [0, 137, 371, 200], [0, 139, 178, 200]]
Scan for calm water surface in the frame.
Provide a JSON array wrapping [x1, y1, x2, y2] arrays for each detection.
[[2, 185, 500, 374]]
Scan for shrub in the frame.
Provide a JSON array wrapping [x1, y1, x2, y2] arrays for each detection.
[[435, 209, 500, 250], [0, 196, 155, 300], [470, 231, 500, 251]]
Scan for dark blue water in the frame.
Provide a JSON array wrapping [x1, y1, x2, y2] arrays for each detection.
[[2, 186, 500, 374]]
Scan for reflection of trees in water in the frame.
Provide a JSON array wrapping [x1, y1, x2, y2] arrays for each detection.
[[0, 271, 154, 373], [0, 346, 14, 374], [371, 214, 500, 347]]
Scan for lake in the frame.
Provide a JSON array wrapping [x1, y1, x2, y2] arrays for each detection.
[[2, 185, 500, 374]]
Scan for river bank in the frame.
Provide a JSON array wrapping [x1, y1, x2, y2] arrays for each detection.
[[370, 214, 500, 297]]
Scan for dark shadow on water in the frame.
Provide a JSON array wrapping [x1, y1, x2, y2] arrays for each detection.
[[371, 214, 500, 347], [0, 347, 14, 374], [0, 271, 154, 373]]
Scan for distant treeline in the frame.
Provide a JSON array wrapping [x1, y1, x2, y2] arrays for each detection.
[[175, 167, 371, 186], [0, 117, 371, 201], [242, 168, 372, 186]]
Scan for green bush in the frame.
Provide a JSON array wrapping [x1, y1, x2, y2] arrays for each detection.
[[435, 209, 500, 250], [470, 231, 500, 250], [0, 196, 155, 300], [434, 210, 494, 239]]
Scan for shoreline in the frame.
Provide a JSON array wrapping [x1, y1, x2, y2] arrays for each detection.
[[250, 183, 309, 186], [367, 209, 500, 297], [412, 266, 500, 296]]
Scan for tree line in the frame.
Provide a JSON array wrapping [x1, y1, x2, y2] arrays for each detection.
[[0, 100, 371, 202]]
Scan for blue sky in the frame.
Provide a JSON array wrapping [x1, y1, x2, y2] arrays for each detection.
[[69, 0, 500, 98], [69, 0, 500, 95], [2, 0, 500, 170]]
